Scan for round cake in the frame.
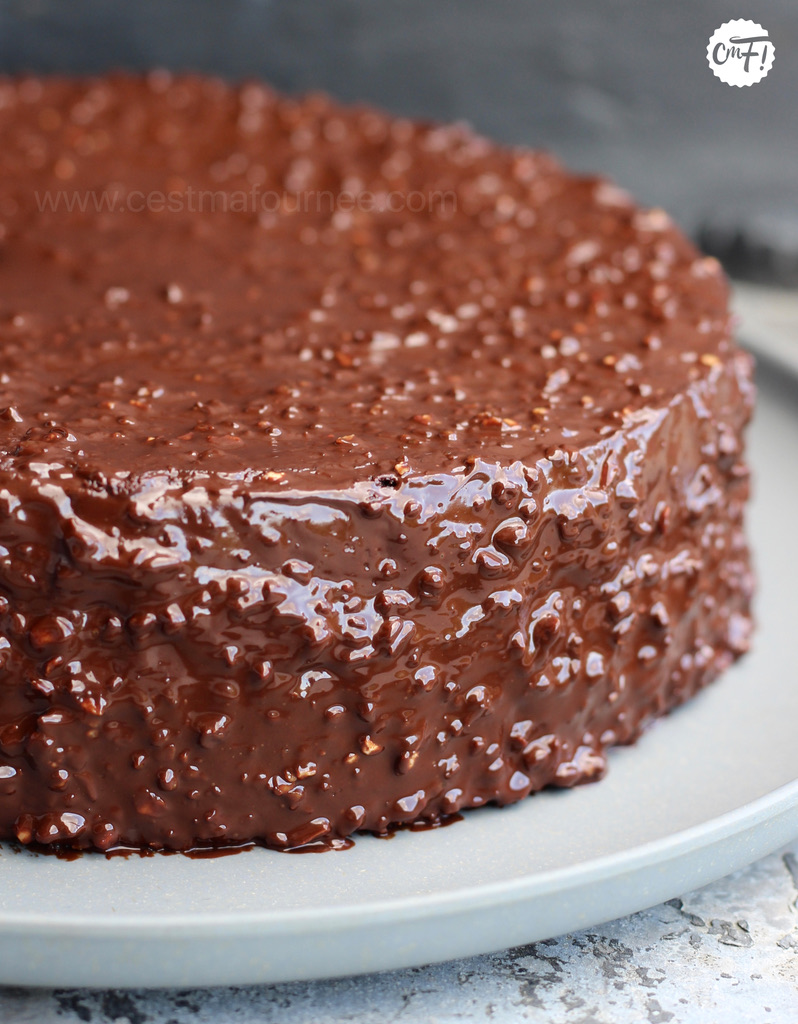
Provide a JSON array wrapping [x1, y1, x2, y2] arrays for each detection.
[[0, 74, 754, 851]]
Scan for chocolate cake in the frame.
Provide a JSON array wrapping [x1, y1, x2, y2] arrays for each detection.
[[0, 74, 753, 851]]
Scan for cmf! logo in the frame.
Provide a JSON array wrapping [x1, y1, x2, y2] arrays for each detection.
[[707, 19, 774, 87]]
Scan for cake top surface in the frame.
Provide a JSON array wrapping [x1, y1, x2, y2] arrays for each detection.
[[0, 73, 732, 491]]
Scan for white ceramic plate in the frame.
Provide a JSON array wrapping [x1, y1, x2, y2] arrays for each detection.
[[1, 334, 797, 990], [733, 283, 798, 377]]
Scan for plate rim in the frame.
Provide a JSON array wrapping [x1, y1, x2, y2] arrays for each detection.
[[3, 774, 798, 936]]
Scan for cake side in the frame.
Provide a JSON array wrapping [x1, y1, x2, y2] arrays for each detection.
[[0, 351, 753, 850]]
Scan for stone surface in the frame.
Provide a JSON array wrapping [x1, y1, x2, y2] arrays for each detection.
[[1, 841, 797, 1023]]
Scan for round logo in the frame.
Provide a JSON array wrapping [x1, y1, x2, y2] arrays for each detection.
[[707, 19, 774, 87]]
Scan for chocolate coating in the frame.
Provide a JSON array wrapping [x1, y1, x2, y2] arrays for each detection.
[[0, 74, 753, 850]]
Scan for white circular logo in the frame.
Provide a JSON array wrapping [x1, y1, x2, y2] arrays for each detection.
[[707, 19, 774, 87]]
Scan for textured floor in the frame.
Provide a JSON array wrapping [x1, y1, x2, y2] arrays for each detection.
[[1, 841, 797, 1024]]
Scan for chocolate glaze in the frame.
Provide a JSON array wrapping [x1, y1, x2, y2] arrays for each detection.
[[0, 74, 754, 851]]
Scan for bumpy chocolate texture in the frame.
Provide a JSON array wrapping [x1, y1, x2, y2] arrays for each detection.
[[0, 74, 753, 850]]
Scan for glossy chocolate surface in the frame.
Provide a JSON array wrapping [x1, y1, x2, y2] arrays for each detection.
[[0, 75, 753, 850]]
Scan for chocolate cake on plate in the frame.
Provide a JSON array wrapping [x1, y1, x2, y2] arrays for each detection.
[[0, 74, 753, 851]]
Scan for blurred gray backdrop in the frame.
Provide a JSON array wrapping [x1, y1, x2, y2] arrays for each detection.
[[0, 0, 796, 263]]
